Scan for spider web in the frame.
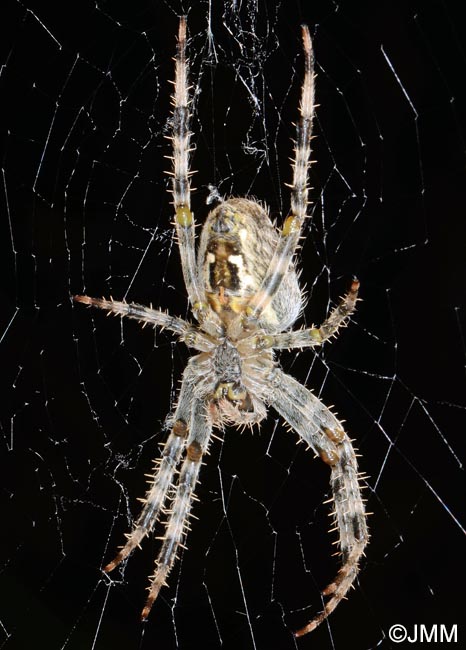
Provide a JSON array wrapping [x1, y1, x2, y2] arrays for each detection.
[[1, 1, 464, 649]]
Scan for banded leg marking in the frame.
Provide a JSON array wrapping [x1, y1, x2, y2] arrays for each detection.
[[170, 17, 205, 313], [103, 367, 196, 573], [142, 401, 212, 619], [73, 295, 213, 351], [254, 279, 360, 350], [268, 369, 369, 636], [246, 26, 315, 322]]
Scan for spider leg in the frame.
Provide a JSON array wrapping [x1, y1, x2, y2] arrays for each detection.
[[73, 295, 213, 351], [103, 365, 196, 572], [256, 278, 359, 350], [268, 369, 369, 637], [246, 25, 315, 322], [170, 17, 208, 322], [142, 398, 212, 619]]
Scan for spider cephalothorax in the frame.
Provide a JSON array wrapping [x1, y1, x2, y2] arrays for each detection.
[[75, 17, 368, 637]]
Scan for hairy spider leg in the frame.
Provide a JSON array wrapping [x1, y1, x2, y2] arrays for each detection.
[[268, 369, 369, 636], [246, 25, 315, 322], [170, 17, 209, 323], [257, 278, 360, 350], [142, 398, 212, 619], [103, 366, 196, 572], [73, 296, 213, 352]]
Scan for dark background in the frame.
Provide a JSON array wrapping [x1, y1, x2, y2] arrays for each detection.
[[0, 1, 464, 649]]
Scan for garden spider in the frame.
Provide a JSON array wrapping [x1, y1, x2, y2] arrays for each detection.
[[75, 17, 369, 637]]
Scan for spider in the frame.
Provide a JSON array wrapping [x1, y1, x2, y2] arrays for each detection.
[[74, 17, 369, 637]]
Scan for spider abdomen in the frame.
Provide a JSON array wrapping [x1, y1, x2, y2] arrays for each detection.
[[198, 197, 302, 330]]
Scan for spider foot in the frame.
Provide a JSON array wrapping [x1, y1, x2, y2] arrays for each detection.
[[103, 553, 124, 573], [141, 568, 169, 620]]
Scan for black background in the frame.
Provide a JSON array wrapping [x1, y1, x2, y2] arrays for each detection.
[[0, 1, 464, 649]]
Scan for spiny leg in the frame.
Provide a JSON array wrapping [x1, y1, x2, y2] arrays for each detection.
[[170, 17, 206, 319], [142, 399, 212, 619], [73, 295, 213, 351], [246, 25, 315, 322], [104, 366, 196, 572], [268, 369, 369, 637], [255, 278, 359, 350]]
